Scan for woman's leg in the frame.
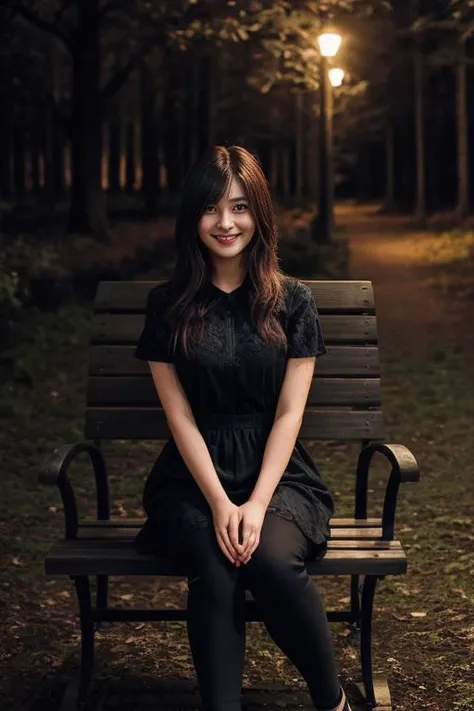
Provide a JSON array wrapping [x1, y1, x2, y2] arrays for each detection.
[[167, 524, 247, 711], [241, 513, 345, 711]]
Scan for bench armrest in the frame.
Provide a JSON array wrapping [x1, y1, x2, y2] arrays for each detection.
[[38, 443, 109, 539], [356, 443, 420, 540]]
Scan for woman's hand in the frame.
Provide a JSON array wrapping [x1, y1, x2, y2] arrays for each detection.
[[210, 498, 245, 565], [237, 500, 266, 564]]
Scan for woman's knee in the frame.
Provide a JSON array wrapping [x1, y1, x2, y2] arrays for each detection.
[[244, 514, 309, 582], [184, 526, 239, 603]]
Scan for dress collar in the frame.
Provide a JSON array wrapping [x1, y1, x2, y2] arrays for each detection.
[[208, 272, 251, 299]]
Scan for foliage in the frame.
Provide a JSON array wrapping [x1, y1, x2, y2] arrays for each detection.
[[0, 255, 21, 311]]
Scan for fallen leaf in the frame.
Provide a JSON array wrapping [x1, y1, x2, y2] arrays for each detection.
[[392, 613, 408, 621], [11, 556, 22, 566], [120, 593, 134, 601], [410, 611, 427, 618]]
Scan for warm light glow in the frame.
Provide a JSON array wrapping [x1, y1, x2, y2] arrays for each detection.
[[329, 68, 344, 87], [317, 32, 342, 57]]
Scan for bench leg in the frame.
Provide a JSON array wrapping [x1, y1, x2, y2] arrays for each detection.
[[96, 575, 108, 629], [360, 575, 378, 708], [74, 576, 95, 709], [350, 574, 361, 624]]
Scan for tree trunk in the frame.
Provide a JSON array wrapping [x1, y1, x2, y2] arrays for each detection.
[[67, 0, 107, 237], [382, 121, 396, 212], [456, 40, 469, 220], [13, 124, 26, 197], [281, 147, 290, 204], [140, 58, 160, 216], [163, 55, 181, 195], [307, 92, 319, 203], [197, 49, 216, 153], [108, 117, 121, 193], [414, 43, 426, 223], [30, 125, 41, 194], [125, 120, 137, 194], [270, 146, 278, 197], [295, 92, 304, 203], [0, 112, 14, 199]]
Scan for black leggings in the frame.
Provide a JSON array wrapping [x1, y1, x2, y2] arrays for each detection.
[[161, 512, 343, 711]]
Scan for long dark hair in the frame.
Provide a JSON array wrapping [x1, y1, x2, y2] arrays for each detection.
[[166, 145, 288, 357]]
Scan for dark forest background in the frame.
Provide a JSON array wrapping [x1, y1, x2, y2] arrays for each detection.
[[2, 0, 474, 238]]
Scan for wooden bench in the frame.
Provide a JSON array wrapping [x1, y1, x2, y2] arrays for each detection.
[[39, 279, 419, 711]]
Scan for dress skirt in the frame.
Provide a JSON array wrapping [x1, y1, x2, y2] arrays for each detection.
[[134, 411, 334, 562]]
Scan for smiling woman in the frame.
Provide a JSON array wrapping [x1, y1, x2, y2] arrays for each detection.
[[133, 145, 352, 711]]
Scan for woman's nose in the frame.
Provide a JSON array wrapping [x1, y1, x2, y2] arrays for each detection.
[[217, 211, 234, 230]]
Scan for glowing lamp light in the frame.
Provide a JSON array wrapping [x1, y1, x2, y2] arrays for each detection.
[[329, 68, 345, 87], [317, 32, 342, 58]]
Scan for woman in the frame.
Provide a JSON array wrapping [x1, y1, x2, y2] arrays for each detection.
[[134, 145, 352, 711]]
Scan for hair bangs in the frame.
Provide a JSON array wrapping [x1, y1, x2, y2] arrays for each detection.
[[197, 160, 233, 217]]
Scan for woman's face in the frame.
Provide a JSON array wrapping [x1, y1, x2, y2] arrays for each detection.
[[198, 176, 256, 263]]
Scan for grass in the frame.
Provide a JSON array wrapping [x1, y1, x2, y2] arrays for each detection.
[[1, 240, 474, 710], [407, 228, 474, 299]]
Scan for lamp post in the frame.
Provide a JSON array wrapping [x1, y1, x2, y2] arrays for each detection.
[[312, 32, 343, 243]]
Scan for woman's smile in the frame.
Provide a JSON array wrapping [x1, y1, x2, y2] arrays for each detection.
[[213, 233, 241, 245]]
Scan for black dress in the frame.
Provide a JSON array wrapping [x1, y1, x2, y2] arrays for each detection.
[[133, 274, 335, 561]]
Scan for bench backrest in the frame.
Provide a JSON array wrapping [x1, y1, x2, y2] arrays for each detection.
[[85, 280, 384, 443]]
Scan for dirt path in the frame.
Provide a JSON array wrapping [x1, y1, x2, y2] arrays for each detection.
[[336, 203, 472, 355]]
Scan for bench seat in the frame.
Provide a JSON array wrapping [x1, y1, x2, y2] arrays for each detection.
[[44, 517, 407, 577]]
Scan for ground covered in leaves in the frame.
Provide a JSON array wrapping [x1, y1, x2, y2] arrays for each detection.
[[1, 205, 474, 711]]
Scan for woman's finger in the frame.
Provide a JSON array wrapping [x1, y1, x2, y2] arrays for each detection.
[[219, 527, 240, 564], [239, 519, 253, 554], [240, 529, 256, 559], [244, 534, 260, 563], [215, 528, 237, 565], [228, 512, 243, 558]]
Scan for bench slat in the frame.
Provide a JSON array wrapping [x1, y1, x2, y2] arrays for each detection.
[[95, 280, 376, 314], [89, 345, 381, 377], [77, 525, 386, 540], [69, 537, 402, 550], [84, 407, 384, 440], [79, 517, 383, 529], [45, 545, 406, 576], [87, 376, 381, 408], [92, 314, 378, 345]]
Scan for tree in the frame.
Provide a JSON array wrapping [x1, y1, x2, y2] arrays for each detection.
[[3, 0, 233, 236]]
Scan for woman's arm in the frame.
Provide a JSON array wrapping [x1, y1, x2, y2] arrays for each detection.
[[249, 356, 316, 509], [148, 361, 228, 509]]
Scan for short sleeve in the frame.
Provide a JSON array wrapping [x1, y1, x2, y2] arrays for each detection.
[[286, 282, 328, 358], [134, 285, 173, 363]]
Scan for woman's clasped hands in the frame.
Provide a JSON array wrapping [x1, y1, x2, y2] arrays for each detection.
[[211, 498, 266, 567]]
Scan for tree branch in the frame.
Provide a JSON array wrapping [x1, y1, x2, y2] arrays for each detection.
[[100, 33, 162, 101], [4, 1, 71, 48], [98, 0, 130, 20], [100, 0, 232, 102], [46, 92, 72, 135]]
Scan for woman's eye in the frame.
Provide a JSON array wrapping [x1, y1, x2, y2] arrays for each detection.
[[234, 203, 248, 211], [204, 205, 216, 213]]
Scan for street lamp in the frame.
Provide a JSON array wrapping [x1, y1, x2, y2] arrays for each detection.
[[329, 68, 345, 88], [312, 31, 343, 243]]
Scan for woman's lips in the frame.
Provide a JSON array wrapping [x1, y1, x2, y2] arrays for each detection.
[[214, 234, 240, 244]]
